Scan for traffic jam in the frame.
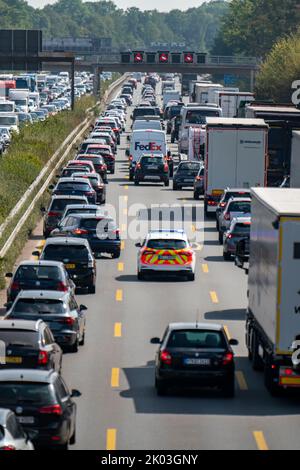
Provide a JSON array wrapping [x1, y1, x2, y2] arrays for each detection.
[[1, 70, 300, 451]]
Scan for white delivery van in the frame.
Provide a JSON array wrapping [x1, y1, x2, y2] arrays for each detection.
[[0, 113, 19, 134], [162, 90, 181, 110], [214, 91, 254, 117], [194, 83, 223, 104], [179, 105, 222, 153], [129, 129, 167, 180], [204, 118, 268, 214], [245, 188, 300, 395]]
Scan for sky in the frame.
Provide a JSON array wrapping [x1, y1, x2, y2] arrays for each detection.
[[27, 0, 206, 11]]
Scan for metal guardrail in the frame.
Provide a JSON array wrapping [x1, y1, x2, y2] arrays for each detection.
[[0, 74, 127, 260]]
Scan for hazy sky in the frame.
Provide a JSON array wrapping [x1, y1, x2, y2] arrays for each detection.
[[27, 0, 206, 11]]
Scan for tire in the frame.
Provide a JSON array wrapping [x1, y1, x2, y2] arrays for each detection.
[[173, 183, 178, 191], [137, 271, 145, 281], [252, 330, 264, 371], [222, 376, 235, 398], [156, 379, 168, 396], [89, 284, 96, 294], [134, 180, 139, 186], [223, 251, 231, 261], [171, 136, 175, 144], [187, 273, 195, 281], [194, 192, 200, 200], [164, 180, 169, 187], [70, 430, 76, 446], [70, 337, 79, 353], [216, 220, 219, 231], [79, 331, 85, 346], [112, 251, 121, 259], [129, 174, 134, 181], [218, 231, 224, 245]]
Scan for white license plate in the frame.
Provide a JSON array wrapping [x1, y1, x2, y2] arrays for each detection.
[[184, 358, 211, 366], [144, 176, 160, 180], [158, 256, 175, 260], [184, 179, 193, 183], [148, 165, 159, 170], [17, 417, 35, 424]]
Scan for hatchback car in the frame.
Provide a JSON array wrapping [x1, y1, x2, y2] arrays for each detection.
[[59, 166, 91, 179], [5, 291, 87, 353], [60, 204, 103, 221], [75, 155, 108, 183], [152, 322, 238, 397], [74, 173, 106, 205], [218, 198, 251, 244], [6, 260, 75, 304], [0, 370, 80, 449], [216, 188, 251, 231], [42, 195, 89, 238], [0, 320, 62, 372], [85, 145, 116, 174], [38, 238, 96, 293], [223, 217, 251, 261], [136, 230, 195, 281], [50, 214, 121, 259], [134, 154, 169, 186], [50, 177, 97, 205], [173, 161, 202, 190], [0, 408, 34, 450]]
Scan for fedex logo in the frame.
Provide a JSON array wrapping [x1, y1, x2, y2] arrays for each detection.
[[135, 142, 162, 151]]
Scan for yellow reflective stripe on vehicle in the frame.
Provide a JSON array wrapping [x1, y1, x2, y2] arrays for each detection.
[[175, 255, 184, 265]]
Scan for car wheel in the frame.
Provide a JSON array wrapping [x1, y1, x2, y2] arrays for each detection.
[[70, 430, 76, 446], [137, 271, 145, 281], [171, 136, 175, 144], [218, 232, 224, 245], [112, 251, 121, 259], [173, 184, 178, 191], [222, 377, 235, 398], [156, 379, 168, 396], [70, 338, 79, 353], [79, 331, 85, 346], [134, 180, 139, 186], [164, 180, 169, 187], [223, 251, 231, 261], [194, 192, 200, 200], [89, 284, 96, 294]]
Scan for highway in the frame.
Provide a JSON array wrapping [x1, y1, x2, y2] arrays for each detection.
[[15, 82, 300, 450]]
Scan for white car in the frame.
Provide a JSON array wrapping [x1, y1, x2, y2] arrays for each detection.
[[136, 230, 196, 281], [0, 409, 34, 450]]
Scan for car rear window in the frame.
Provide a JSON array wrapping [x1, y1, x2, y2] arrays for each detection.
[[43, 244, 89, 261], [141, 157, 163, 165], [167, 330, 226, 349], [57, 182, 91, 192], [80, 218, 115, 231], [134, 108, 156, 118], [62, 168, 89, 177], [12, 299, 66, 315], [233, 223, 251, 234], [50, 199, 85, 211], [228, 202, 251, 213], [78, 157, 103, 165], [178, 163, 200, 172], [0, 330, 39, 347], [0, 383, 54, 406], [147, 239, 187, 250], [66, 208, 98, 216], [224, 191, 251, 202], [186, 109, 220, 124], [15, 265, 62, 282]]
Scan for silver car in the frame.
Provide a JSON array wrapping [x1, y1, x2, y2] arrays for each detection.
[[223, 217, 251, 261], [0, 408, 34, 450], [218, 197, 251, 244]]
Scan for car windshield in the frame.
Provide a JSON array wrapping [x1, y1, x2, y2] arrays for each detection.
[[57, 182, 91, 192], [12, 299, 66, 315], [0, 330, 38, 347], [0, 383, 54, 406], [43, 245, 89, 261], [50, 199, 85, 211], [232, 223, 251, 234], [228, 202, 251, 213], [147, 239, 187, 250], [15, 266, 62, 282], [186, 110, 220, 124], [167, 330, 226, 349]]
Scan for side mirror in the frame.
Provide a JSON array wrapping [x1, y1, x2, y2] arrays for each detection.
[[4, 302, 13, 310], [71, 389, 82, 398], [135, 242, 141, 248], [48, 184, 54, 191], [229, 338, 239, 346], [26, 429, 39, 442], [80, 304, 88, 311], [151, 337, 161, 345], [40, 207, 46, 213], [130, 114, 133, 119], [167, 150, 171, 157], [32, 250, 40, 257], [5, 273, 13, 278], [125, 149, 130, 157]]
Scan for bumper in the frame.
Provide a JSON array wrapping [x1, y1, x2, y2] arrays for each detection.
[[88, 239, 121, 254], [68, 270, 95, 288], [135, 173, 168, 182], [53, 331, 78, 347], [157, 369, 233, 387], [139, 262, 195, 275], [175, 179, 195, 187]]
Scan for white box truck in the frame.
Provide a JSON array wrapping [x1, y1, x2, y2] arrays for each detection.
[[204, 118, 268, 214], [194, 83, 223, 104], [290, 130, 300, 188], [213, 91, 254, 118], [8, 89, 29, 113], [245, 188, 300, 395], [162, 90, 180, 110]]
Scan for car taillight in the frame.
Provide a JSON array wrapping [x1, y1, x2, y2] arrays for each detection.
[[97, 184, 104, 189], [57, 281, 68, 292], [0, 445, 16, 451], [48, 211, 60, 217], [39, 404, 63, 416], [113, 229, 120, 236], [284, 368, 294, 376], [60, 317, 75, 326], [129, 155, 133, 161], [86, 191, 95, 197], [224, 213, 230, 221], [208, 201, 217, 206], [196, 176, 203, 181], [11, 281, 20, 291], [72, 228, 88, 235], [136, 163, 141, 170], [220, 202, 226, 208], [222, 352, 234, 365], [163, 164, 169, 172], [38, 350, 49, 365], [160, 350, 172, 365], [184, 250, 194, 261]]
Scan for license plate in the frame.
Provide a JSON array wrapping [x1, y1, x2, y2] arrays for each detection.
[[148, 165, 159, 170], [184, 358, 211, 366], [158, 256, 175, 260], [17, 417, 35, 425], [184, 179, 193, 183], [66, 264, 76, 269], [145, 176, 160, 180], [5, 357, 22, 364]]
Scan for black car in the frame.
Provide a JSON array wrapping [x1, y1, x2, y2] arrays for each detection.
[[38, 238, 96, 294], [59, 166, 90, 179], [6, 261, 75, 304], [50, 178, 97, 205], [42, 195, 89, 238], [50, 214, 121, 259], [75, 173, 106, 205], [216, 188, 251, 231], [173, 161, 202, 190], [0, 369, 81, 449], [134, 154, 169, 186], [152, 322, 238, 397], [76, 155, 108, 183], [132, 107, 159, 123], [5, 290, 87, 353], [0, 320, 62, 372]]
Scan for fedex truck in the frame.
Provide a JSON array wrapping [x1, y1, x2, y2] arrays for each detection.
[[204, 118, 268, 215], [129, 129, 167, 180]]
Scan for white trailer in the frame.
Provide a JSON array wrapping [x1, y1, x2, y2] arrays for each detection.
[[213, 91, 254, 117], [188, 127, 206, 161], [246, 188, 300, 394], [194, 83, 223, 104], [8, 89, 29, 113], [204, 118, 268, 214], [290, 131, 300, 188], [162, 90, 180, 110]]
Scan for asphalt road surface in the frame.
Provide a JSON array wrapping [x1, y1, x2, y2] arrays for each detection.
[[57, 81, 300, 451]]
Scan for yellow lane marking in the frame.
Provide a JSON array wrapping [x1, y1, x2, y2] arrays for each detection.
[[202, 264, 209, 273], [125, 175, 129, 180], [114, 323, 122, 337], [191, 224, 196, 233], [116, 289, 123, 302], [121, 224, 127, 232], [121, 241, 125, 251], [111, 368, 120, 388], [253, 431, 269, 451], [106, 429, 117, 450], [210, 291, 219, 304], [118, 262, 124, 272], [123, 208, 128, 216], [224, 325, 231, 340], [31, 239, 46, 260], [124, 185, 129, 190], [123, 195, 128, 202], [235, 371, 248, 391]]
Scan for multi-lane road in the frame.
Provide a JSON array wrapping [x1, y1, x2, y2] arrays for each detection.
[[7, 81, 300, 451]]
